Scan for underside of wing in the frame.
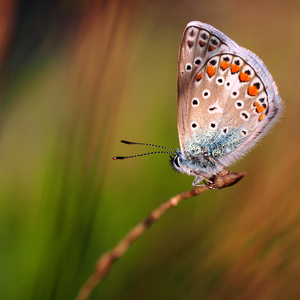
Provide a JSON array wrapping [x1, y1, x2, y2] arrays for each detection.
[[177, 21, 236, 151], [177, 21, 282, 166]]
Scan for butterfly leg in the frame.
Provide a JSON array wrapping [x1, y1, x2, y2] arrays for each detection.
[[192, 175, 219, 190]]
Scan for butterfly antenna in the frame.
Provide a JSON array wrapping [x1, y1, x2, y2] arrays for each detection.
[[113, 140, 176, 160], [113, 151, 174, 160], [120, 140, 176, 152]]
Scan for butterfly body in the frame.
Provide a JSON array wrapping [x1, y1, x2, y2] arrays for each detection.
[[171, 21, 282, 186]]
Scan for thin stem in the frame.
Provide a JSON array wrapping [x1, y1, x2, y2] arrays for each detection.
[[76, 170, 245, 300]]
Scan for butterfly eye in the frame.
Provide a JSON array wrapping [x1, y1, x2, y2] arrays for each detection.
[[174, 155, 180, 168]]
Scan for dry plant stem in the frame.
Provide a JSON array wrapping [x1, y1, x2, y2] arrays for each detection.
[[76, 170, 245, 300]]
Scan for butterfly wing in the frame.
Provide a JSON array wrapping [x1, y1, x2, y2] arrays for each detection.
[[177, 21, 282, 168], [177, 21, 234, 151]]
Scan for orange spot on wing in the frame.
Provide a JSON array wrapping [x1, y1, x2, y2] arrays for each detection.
[[248, 85, 259, 96], [231, 64, 241, 74], [200, 41, 206, 47], [209, 45, 216, 51], [259, 114, 264, 121], [207, 65, 216, 77], [196, 72, 203, 81], [256, 105, 264, 113], [253, 102, 259, 106], [239, 72, 250, 82], [220, 61, 229, 70]]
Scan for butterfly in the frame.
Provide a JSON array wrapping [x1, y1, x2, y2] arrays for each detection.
[[114, 21, 283, 188]]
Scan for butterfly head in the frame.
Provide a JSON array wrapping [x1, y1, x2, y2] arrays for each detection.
[[170, 147, 226, 181], [169, 151, 192, 175]]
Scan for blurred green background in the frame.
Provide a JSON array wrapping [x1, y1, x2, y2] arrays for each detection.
[[1, 0, 299, 299]]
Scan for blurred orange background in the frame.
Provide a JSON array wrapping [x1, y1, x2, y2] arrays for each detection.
[[1, 0, 299, 299]]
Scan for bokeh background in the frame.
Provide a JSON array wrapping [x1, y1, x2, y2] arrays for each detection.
[[1, 0, 300, 299]]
